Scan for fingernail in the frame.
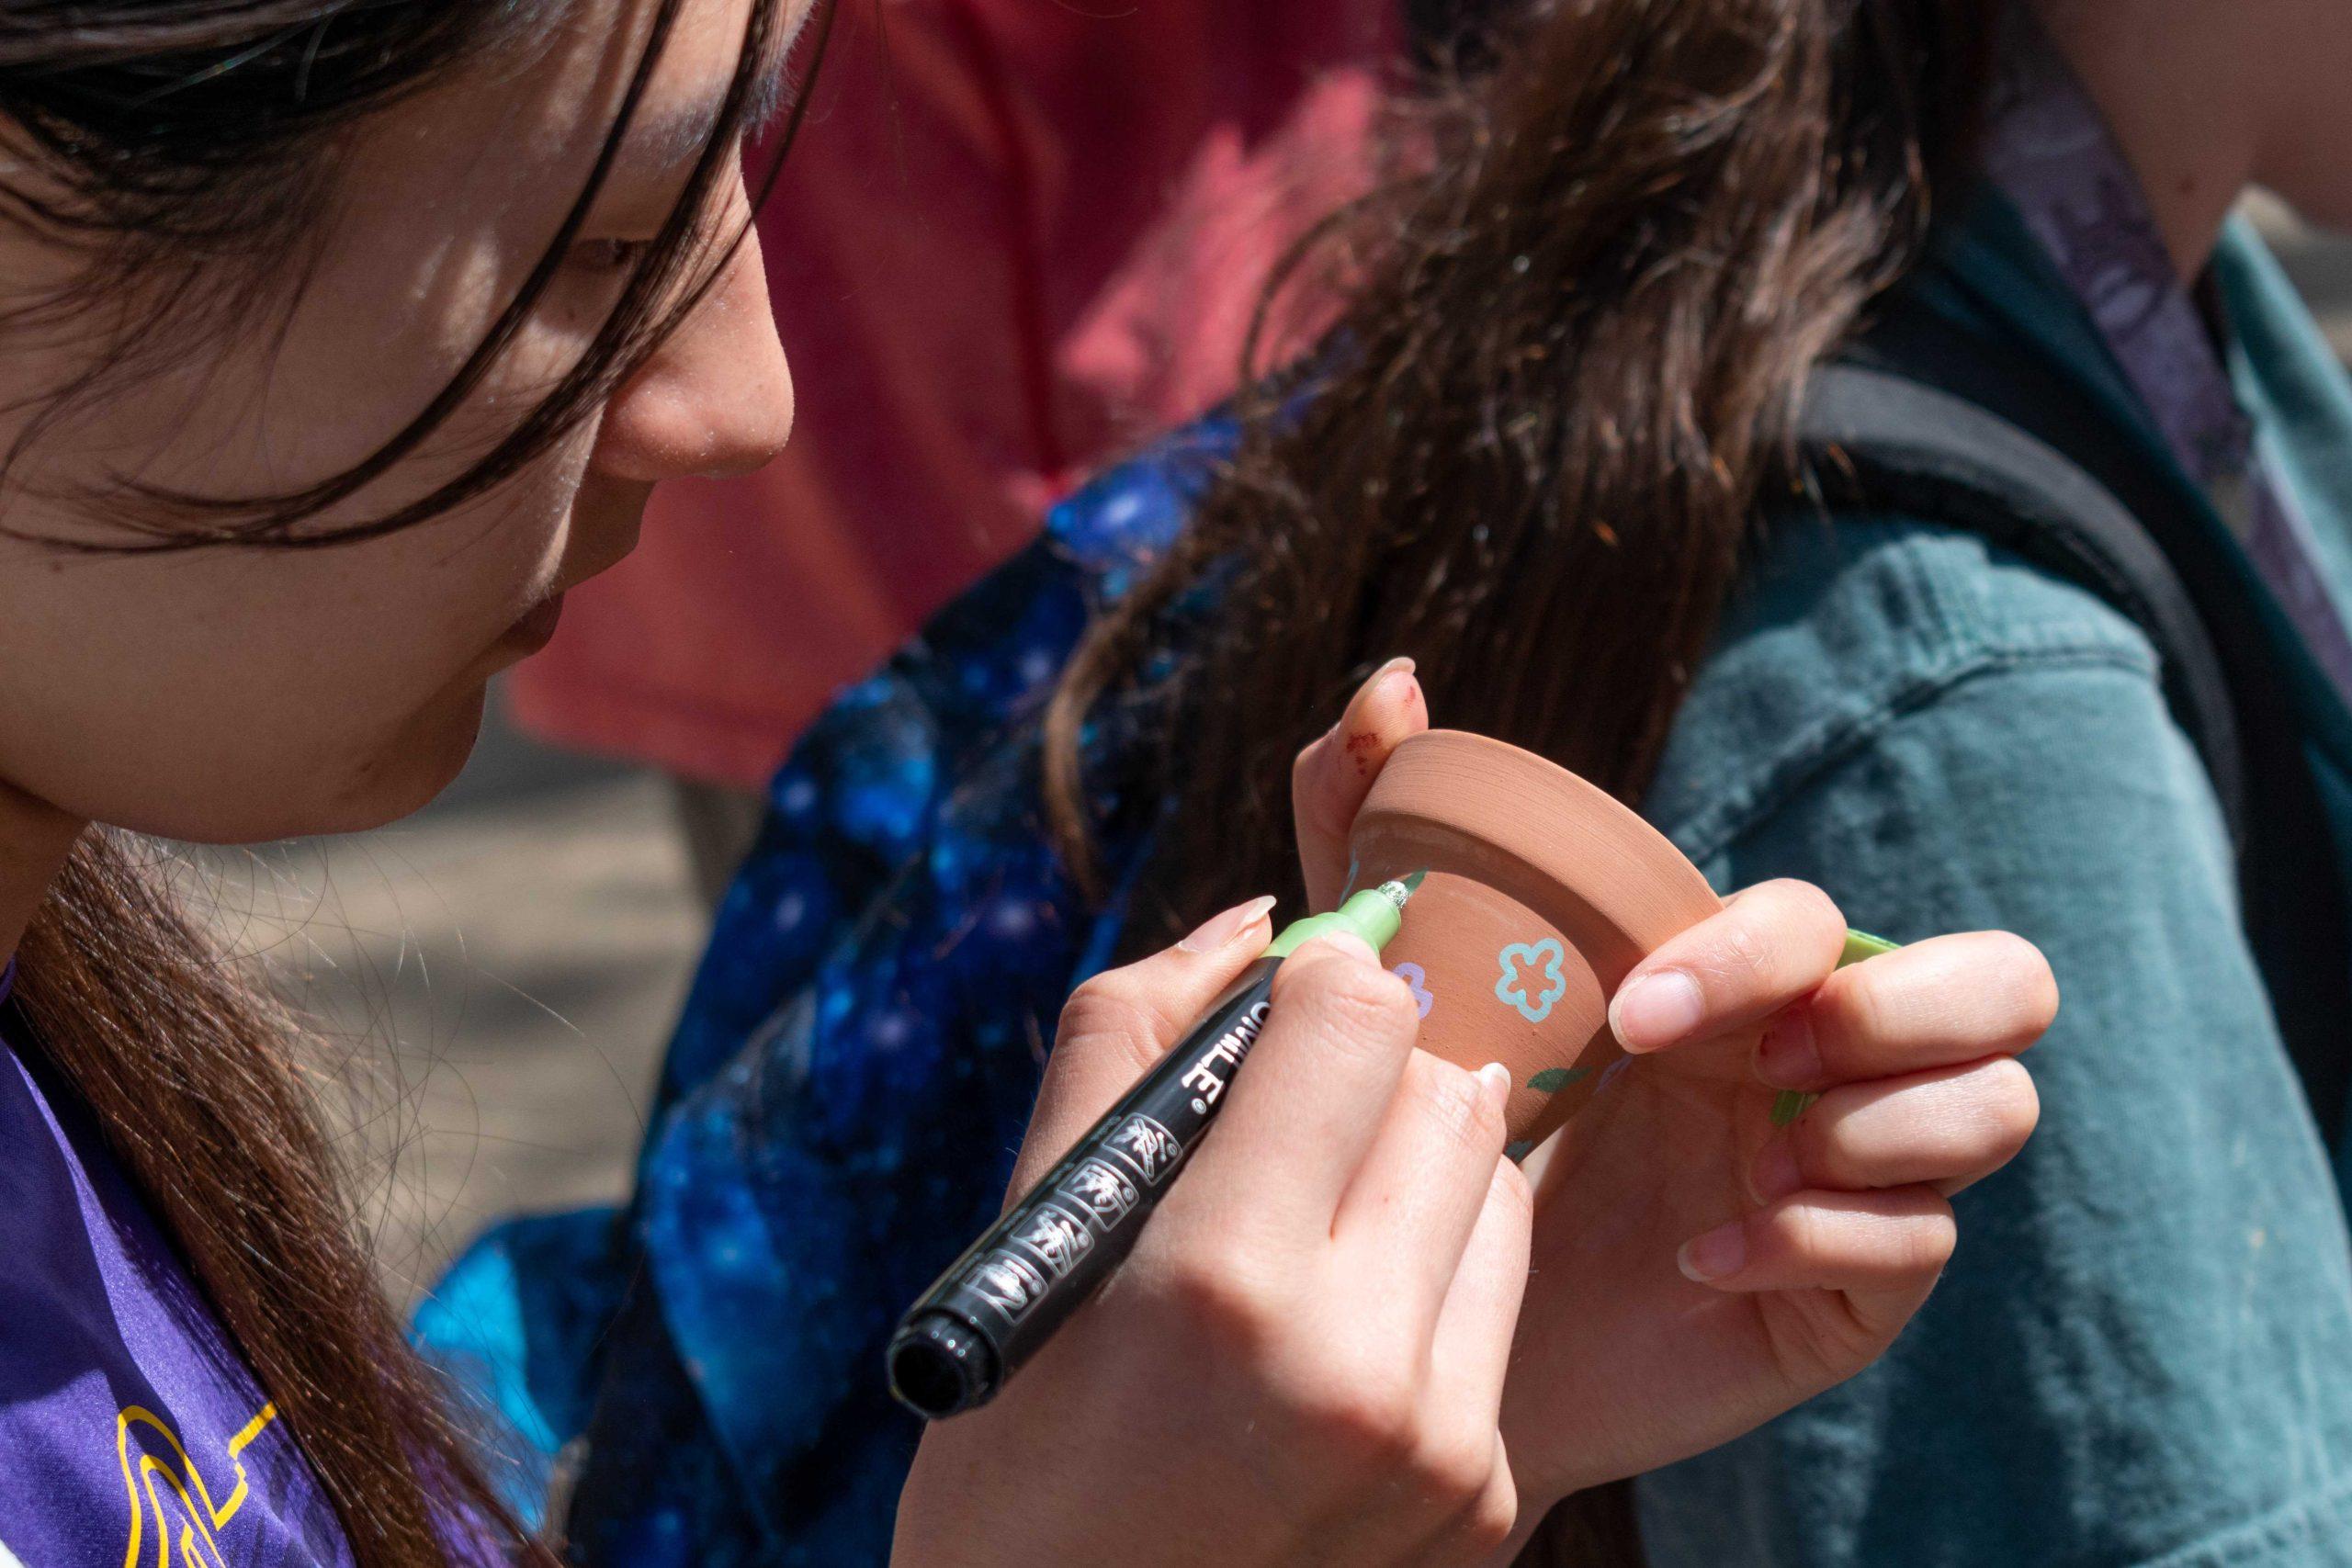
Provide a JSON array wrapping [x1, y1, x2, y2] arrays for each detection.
[[1370, 655, 1417, 682], [1755, 1011, 1822, 1089], [1476, 1061, 1512, 1117], [1678, 1220, 1748, 1283], [1180, 895, 1278, 953], [1748, 1136, 1804, 1204], [1610, 970, 1705, 1052]]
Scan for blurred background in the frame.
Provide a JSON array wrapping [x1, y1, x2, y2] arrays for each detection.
[[198, 197, 2352, 1308], [199, 711, 700, 1306]]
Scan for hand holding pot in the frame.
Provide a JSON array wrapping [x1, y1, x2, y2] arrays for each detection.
[[893, 901, 1532, 1568], [1294, 666, 2052, 1533], [1491, 895, 2051, 1541]]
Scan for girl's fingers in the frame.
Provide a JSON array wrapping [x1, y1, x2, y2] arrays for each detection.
[[1608, 879, 1849, 1054], [1677, 1187, 1955, 1309], [1293, 659, 1428, 910], [1755, 931, 2057, 1091], [1411, 1166, 1533, 1564], [1425, 1159, 1535, 1418], [1747, 1059, 2040, 1204], [1012, 896, 1279, 1193], [1455, 1438, 1523, 1568], [1334, 1054, 1514, 1323], [1179, 934, 1426, 1236]]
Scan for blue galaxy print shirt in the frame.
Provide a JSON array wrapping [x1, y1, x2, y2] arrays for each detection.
[[417, 419, 1237, 1566]]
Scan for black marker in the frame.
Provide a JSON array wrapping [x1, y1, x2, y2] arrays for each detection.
[[887, 877, 1420, 1420]]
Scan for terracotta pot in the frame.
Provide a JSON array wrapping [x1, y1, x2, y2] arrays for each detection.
[[1350, 730, 1722, 1145]]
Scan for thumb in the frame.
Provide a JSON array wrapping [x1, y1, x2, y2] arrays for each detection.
[[1011, 895, 1280, 1196], [1291, 658, 1427, 910]]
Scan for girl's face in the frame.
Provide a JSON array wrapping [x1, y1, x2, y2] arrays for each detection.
[[0, 0, 810, 843]]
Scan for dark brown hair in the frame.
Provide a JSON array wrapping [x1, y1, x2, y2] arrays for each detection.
[[0, 0, 813, 551], [0, 2, 828, 1563], [1045, 0, 1994, 1558]]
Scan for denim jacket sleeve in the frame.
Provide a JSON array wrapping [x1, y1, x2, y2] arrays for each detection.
[[1635, 516, 2352, 1567]]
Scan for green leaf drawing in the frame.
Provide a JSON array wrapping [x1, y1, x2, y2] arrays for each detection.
[[1526, 1066, 1591, 1095]]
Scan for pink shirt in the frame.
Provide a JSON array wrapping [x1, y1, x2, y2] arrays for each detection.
[[506, 0, 1396, 787]]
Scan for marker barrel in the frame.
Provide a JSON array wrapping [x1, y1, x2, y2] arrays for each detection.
[[888, 878, 1416, 1420], [888, 956, 1280, 1418]]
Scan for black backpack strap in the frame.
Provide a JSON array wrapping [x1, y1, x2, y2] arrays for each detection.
[[1791, 314, 2352, 1141], [1797, 362, 2248, 840]]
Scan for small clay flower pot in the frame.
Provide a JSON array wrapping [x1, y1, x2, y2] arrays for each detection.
[[1350, 730, 1722, 1145]]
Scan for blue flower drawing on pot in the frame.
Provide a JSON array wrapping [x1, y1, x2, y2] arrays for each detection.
[[1497, 938, 1570, 1023]]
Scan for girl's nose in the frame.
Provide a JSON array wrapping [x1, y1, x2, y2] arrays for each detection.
[[591, 223, 794, 483]]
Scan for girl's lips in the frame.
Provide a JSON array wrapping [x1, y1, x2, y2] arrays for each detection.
[[503, 592, 566, 653]]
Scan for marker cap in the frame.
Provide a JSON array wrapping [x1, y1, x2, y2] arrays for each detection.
[[888, 1311, 1000, 1419]]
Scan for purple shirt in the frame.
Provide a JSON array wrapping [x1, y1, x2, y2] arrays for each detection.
[[0, 961, 357, 1568]]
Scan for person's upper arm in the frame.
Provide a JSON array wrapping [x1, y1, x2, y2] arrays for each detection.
[[1635, 521, 2352, 1567]]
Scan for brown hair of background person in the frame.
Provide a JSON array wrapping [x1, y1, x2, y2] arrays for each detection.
[[1046, 0, 1996, 1559], [0, 3, 819, 1562]]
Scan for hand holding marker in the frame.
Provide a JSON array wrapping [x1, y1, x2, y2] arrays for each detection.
[[888, 875, 1423, 1418]]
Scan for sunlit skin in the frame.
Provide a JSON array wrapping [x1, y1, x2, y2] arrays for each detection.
[[20, 0, 2322, 1557], [0, 0, 809, 963], [2035, 0, 2352, 275]]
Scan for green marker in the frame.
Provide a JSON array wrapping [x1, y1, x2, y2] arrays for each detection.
[[1770, 929, 1902, 1127], [1263, 873, 1419, 958]]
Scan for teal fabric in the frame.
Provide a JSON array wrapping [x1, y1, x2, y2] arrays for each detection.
[[1634, 209, 2352, 1565]]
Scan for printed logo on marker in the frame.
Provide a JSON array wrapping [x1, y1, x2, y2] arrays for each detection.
[[1061, 1157, 1140, 1228], [1178, 999, 1271, 1110], [964, 1253, 1049, 1321], [1106, 1113, 1184, 1185], [1013, 1205, 1094, 1276]]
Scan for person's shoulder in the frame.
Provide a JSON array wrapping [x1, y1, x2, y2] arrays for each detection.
[[777, 413, 1238, 862], [843, 410, 1238, 721], [1729, 508, 2164, 685], [1649, 512, 2174, 861], [927, 409, 1239, 646], [1042, 412, 1241, 585]]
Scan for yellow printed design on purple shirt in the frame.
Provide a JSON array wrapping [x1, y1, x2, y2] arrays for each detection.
[[118, 1401, 279, 1568]]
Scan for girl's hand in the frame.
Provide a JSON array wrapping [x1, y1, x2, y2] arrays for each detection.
[[893, 905, 1534, 1566], [1494, 898, 2050, 1538], [1293, 656, 1427, 910], [1293, 666, 2053, 1540]]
